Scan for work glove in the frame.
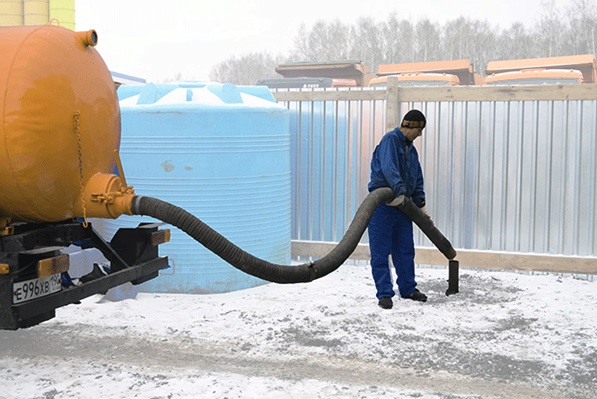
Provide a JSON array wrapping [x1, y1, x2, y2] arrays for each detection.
[[387, 196, 431, 219], [387, 196, 404, 206]]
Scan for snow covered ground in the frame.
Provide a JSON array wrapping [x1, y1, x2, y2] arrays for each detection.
[[1, 264, 596, 399]]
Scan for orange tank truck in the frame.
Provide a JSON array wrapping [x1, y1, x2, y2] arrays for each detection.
[[0, 25, 135, 225], [0, 25, 169, 330]]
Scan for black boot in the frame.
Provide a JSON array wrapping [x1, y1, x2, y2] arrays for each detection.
[[406, 289, 427, 302], [378, 297, 393, 309]]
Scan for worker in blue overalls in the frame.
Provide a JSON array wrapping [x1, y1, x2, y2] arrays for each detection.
[[368, 109, 430, 309]]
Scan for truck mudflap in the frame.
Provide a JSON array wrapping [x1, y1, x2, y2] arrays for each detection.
[[0, 221, 169, 330]]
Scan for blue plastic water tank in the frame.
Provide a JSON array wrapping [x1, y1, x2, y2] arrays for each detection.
[[96, 82, 291, 294]]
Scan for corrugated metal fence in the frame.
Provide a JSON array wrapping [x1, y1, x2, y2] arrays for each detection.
[[273, 80, 597, 275]]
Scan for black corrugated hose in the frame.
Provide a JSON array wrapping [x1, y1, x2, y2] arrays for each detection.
[[131, 187, 456, 284], [393, 195, 457, 260]]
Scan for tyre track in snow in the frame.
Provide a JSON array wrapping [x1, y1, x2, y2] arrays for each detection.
[[0, 324, 583, 399]]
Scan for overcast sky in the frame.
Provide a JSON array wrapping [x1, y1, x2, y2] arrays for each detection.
[[75, 0, 559, 82]]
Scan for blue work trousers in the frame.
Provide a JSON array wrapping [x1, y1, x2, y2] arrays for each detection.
[[368, 203, 417, 299]]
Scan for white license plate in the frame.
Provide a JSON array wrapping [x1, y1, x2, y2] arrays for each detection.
[[13, 274, 62, 304]]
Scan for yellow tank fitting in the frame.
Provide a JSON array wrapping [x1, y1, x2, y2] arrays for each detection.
[[75, 30, 98, 47], [74, 173, 136, 219], [0, 223, 14, 236]]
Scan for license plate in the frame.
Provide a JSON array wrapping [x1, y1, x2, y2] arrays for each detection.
[[13, 274, 62, 304]]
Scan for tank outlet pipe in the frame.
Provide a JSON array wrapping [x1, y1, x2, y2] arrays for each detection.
[[74, 173, 136, 220], [392, 195, 457, 260], [75, 30, 98, 47], [131, 187, 394, 284]]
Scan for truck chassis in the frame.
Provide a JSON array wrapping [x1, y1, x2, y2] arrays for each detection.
[[0, 221, 169, 330]]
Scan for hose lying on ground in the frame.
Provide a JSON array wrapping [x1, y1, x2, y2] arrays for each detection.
[[131, 187, 456, 284]]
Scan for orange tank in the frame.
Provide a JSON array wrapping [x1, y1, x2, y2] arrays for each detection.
[[0, 25, 134, 225]]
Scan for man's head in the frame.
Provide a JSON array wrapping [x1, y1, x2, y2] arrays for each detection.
[[400, 109, 426, 141]]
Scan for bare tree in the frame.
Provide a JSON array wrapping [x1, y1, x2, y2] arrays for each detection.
[[494, 23, 535, 61], [292, 23, 311, 61], [536, 0, 567, 56], [349, 17, 384, 70], [442, 18, 465, 60], [380, 13, 401, 63], [290, 19, 351, 62], [209, 52, 283, 85], [381, 14, 416, 63], [565, 0, 597, 54], [414, 18, 441, 62], [211, 1, 597, 82], [466, 20, 497, 73], [442, 17, 496, 72]]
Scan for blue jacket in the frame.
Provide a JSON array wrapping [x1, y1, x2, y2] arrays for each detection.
[[368, 127, 426, 207]]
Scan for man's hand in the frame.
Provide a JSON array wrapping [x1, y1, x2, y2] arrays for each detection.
[[387, 195, 405, 206], [420, 205, 431, 219]]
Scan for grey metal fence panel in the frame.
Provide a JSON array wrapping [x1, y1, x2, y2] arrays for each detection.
[[282, 93, 386, 243], [276, 88, 597, 258]]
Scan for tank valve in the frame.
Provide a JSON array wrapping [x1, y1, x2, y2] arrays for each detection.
[[75, 173, 135, 219]]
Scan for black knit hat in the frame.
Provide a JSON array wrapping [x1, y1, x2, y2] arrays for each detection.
[[401, 109, 426, 129]]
